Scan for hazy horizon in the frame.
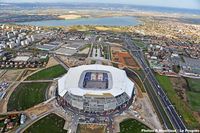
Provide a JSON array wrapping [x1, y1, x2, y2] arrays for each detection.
[[1, 0, 200, 10]]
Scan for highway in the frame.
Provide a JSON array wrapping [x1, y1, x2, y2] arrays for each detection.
[[124, 36, 187, 132]]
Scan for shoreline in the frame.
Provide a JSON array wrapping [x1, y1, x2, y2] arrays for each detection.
[[14, 16, 141, 27]]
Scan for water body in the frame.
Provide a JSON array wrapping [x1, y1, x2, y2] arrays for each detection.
[[17, 16, 140, 26]]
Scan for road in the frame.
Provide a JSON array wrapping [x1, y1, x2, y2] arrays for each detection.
[[15, 108, 55, 133], [53, 54, 69, 70], [5, 79, 55, 84], [124, 36, 187, 132], [69, 114, 79, 133]]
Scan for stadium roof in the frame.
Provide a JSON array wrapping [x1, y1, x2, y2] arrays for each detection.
[[58, 64, 134, 97]]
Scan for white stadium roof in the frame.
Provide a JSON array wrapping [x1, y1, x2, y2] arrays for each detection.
[[58, 64, 134, 97]]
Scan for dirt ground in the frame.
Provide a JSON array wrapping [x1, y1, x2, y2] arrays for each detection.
[[132, 94, 163, 130], [0, 70, 6, 78], [169, 77, 187, 102], [114, 93, 163, 132], [78, 47, 90, 55], [77, 124, 106, 133], [113, 83, 163, 132], [26, 104, 53, 118], [111, 46, 140, 69], [46, 57, 59, 68], [0, 69, 25, 81], [21, 69, 36, 79], [58, 55, 86, 67], [170, 77, 200, 123]]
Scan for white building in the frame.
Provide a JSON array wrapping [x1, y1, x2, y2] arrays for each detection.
[[58, 64, 135, 113], [21, 40, 25, 46]]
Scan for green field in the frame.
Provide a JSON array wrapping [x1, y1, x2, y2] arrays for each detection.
[[187, 92, 200, 111], [26, 65, 67, 80], [125, 69, 146, 92], [24, 113, 67, 133], [186, 78, 200, 92], [120, 119, 150, 133], [8, 82, 49, 111], [102, 45, 110, 59], [0, 120, 4, 128], [186, 78, 200, 112], [133, 39, 147, 50], [156, 74, 199, 129]]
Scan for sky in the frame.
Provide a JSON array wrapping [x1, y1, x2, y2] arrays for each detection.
[[0, 0, 200, 9]]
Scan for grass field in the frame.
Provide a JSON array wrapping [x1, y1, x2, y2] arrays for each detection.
[[102, 45, 110, 59], [156, 74, 199, 129], [133, 40, 147, 50], [186, 78, 200, 112], [24, 113, 67, 133], [8, 82, 49, 111], [124, 68, 145, 92], [187, 92, 200, 111], [186, 78, 200, 92], [120, 119, 150, 133], [26, 65, 67, 80]]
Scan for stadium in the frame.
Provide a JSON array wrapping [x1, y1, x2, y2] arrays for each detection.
[[57, 64, 135, 115]]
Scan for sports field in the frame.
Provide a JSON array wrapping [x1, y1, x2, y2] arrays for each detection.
[[26, 64, 67, 80], [7, 82, 49, 111], [120, 119, 150, 133], [24, 113, 67, 133], [156, 74, 199, 129]]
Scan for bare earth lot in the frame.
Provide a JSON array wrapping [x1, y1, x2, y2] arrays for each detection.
[[77, 124, 106, 133]]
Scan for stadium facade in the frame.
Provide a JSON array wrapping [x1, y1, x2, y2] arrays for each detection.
[[58, 64, 135, 115]]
